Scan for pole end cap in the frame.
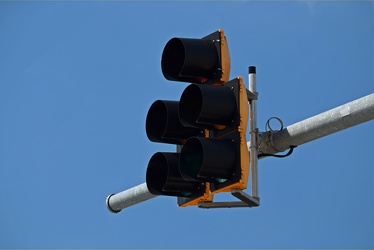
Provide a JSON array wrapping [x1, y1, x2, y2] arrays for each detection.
[[106, 194, 122, 213], [248, 66, 256, 74]]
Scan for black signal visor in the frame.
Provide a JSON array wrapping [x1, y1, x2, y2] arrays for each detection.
[[146, 152, 203, 197], [146, 100, 201, 144]]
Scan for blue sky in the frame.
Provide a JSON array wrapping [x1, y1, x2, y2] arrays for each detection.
[[1, 1, 374, 248]]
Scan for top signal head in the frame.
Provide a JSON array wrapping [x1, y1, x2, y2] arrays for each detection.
[[161, 29, 230, 85]]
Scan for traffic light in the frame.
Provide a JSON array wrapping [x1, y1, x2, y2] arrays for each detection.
[[145, 100, 212, 204], [145, 29, 250, 207], [161, 29, 230, 84], [178, 77, 249, 194]]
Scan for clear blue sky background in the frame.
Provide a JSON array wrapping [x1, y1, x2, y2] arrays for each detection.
[[1, 1, 374, 248]]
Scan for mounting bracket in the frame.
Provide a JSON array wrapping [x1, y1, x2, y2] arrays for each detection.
[[198, 189, 260, 209]]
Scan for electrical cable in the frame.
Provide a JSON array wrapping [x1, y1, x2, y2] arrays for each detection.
[[258, 116, 297, 158], [258, 145, 297, 158]]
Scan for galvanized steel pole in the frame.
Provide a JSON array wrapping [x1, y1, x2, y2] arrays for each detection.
[[106, 183, 156, 213], [248, 66, 259, 198], [255, 93, 374, 156]]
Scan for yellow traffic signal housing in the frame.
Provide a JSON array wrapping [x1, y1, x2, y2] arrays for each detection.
[[145, 30, 253, 207], [213, 76, 250, 193], [178, 77, 249, 195]]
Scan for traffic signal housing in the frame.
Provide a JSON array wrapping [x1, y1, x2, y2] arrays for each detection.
[[161, 29, 230, 85], [145, 100, 213, 205], [145, 29, 250, 207], [178, 77, 249, 194]]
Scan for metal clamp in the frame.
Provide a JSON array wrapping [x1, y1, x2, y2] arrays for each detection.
[[246, 89, 258, 102]]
